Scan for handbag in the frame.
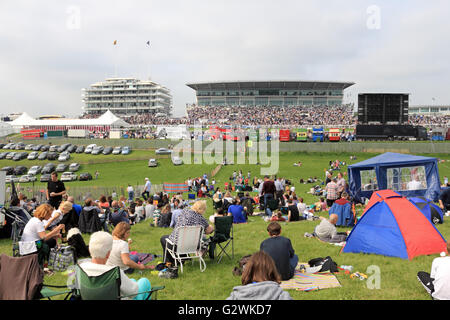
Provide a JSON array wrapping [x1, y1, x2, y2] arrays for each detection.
[[48, 245, 76, 271]]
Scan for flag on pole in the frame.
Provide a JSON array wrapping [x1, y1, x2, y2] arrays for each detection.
[[113, 40, 117, 45]]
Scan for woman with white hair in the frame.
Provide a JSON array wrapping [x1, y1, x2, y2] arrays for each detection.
[[160, 200, 214, 265], [78, 231, 152, 300]]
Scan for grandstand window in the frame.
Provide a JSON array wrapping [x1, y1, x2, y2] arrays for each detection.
[[360, 170, 378, 191], [387, 166, 427, 191], [255, 97, 268, 105]]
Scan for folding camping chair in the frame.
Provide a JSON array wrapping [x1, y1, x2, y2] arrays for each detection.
[[0, 207, 29, 257], [164, 225, 207, 273], [74, 264, 164, 300], [0, 254, 72, 300], [266, 198, 279, 216], [209, 216, 234, 263]]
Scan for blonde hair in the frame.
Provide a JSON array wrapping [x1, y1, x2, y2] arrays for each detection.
[[112, 222, 131, 240], [59, 201, 73, 213], [191, 200, 207, 215], [33, 204, 54, 220]]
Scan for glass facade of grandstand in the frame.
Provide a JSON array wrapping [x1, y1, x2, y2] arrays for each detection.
[[187, 81, 354, 107], [82, 78, 172, 116], [409, 105, 450, 115]]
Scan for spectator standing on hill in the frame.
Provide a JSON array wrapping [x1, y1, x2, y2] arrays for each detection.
[[262, 176, 276, 213], [127, 184, 134, 202], [142, 178, 152, 201], [325, 178, 339, 208], [336, 172, 346, 198], [46, 172, 66, 210]]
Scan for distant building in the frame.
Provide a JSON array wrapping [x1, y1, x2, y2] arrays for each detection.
[[82, 77, 172, 116], [186, 80, 354, 107], [38, 115, 66, 120], [409, 105, 450, 116]]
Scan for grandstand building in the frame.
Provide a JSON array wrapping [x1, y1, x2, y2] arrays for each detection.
[[82, 77, 172, 116], [186, 80, 354, 107], [409, 105, 450, 116]]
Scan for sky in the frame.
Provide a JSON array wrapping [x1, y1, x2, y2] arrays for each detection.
[[0, 0, 449, 118]]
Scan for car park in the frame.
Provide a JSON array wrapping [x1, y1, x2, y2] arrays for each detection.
[[47, 152, 58, 160], [19, 174, 37, 183], [3, 143, 15, 149], [148, 158, 158, 167], [25, 144, 34, 150], [40, 174, 51, 182], [171, 156, 183, 166], [14, 166, 28, 175], [32, 144, 43, 151], [75, 145, 85, 153], [42, 163, 56, 174], [61, 171, 77, 182], [27, 151, 39, 160], [15, 143, 26, 150], [28, 165, 42, 175], [38, 151, 48, 160], [79, 172, 92, 181], [49, 145, 59, 152], [40, 145, 50, 152], [58, 151, 70, 161], [13, 152, 28, 161], [69, 163, 80, 172], [56, 163, 69, 172], [155, 148, 172, 155], [102, 146, 113, 155], [57, 144, 71, 153], [112, 146, 122, 155], [84, 144, 97, 154], [1, 166, 14, 175], [5, 175, 19, 183], [91, 146, 104, 155], [0, 152, 9, 159], [121, 146, 131, 155], [5, 152, 16, 160]]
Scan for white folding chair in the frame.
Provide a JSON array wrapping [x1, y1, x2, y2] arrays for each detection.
[[164, 225, 206, 273]]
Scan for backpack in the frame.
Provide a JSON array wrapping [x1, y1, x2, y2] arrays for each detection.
[[232, 255, 252, 276], [48, 245, 76, 272], [308, 256, 339, 273]]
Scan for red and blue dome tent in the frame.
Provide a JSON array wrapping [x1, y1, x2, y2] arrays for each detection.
[[342, 190, 447, 260], [409, 196, 444, 225], [347, 152, 442, 203]]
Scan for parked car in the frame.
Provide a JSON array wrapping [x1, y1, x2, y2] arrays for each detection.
[[102, 146, 113, 155], [155, 148, 172, 155], [5, 175, 19, 183], [0, 152, 9, 159], [171, 156, 183, 166], [58, 151, 70, 161], [112, 146, 122, 155], [121, 146, 131, 155], [40, 174, 51, 182], [56, 163, 69, 172], [49, 145, 59, 152], [40, 145, 50, 152], [148, 158, 158, 167], [3, 143, 15, 149], [91, 146, 104, 155], [47, 152, 58, 160], [32, 144, 43, 151], [28, 165, 42, 175], [13, 152, 28, 161], [84, 144, 97, 154], [57, 144, 71, 153], [75, 145, 85, 153], [25, 144, 34, 150], [79, 172, 93, 181], [38, 151, 48, 160], [69, 163, 80, 172], [0, 143, 5, 149], [15, 143, 26, 150], [14, 166, 28, 175], [1, 166, 14, 175], [67, 145, 77, 153], [61, 171, 77, 182], [42, 163, 56, 174], [19, 174, 37, 183], [27, 151, 39, 160], [5, 152, 16, 160]]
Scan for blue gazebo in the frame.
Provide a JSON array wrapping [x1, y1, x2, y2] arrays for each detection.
[[348, 152, 442, 203]]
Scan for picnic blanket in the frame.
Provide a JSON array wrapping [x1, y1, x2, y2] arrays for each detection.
[[129, 252, 161, 265], [280, 263, 341, 292]]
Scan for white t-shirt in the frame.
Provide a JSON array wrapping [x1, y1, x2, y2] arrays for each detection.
[[22, 217, 45, 242], [297, 203, 307, 215], [79, 261, 138, 299], [431, 256, 450, 300], [145, 204, 155, 220], [135, 206, 145, 220], [106, 239, 130, 271], [127, 186, 134, 192]]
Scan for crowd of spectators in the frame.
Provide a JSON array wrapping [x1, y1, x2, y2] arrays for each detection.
[[408, 114, 450, 127]]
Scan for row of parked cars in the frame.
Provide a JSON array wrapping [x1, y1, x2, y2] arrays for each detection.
[[0, 143, 132, 162], [1, 162, 93, 183]]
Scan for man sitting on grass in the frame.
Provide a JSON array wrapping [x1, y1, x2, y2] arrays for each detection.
[[260, 222, 298, 281], [311, 214, 349, 243]]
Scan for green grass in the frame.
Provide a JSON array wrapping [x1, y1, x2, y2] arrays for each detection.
[[1, 150, 450, 300]]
